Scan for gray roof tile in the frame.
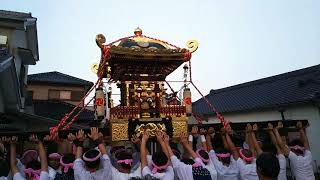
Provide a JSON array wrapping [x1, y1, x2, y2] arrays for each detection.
[[28, 71, 93, 86], [193, 64, 320, 115], [0, 10, 32, 20]]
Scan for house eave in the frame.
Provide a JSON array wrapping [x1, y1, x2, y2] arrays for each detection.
[[17, 47, 37, 65], [0, 56, 22, 111], [197, 100, 317, 117]]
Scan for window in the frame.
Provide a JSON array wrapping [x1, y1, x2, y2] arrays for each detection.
[[49, 90, 60, 99], [60, 91, 71, 99], [0, 35, 8, 57], [49, 90, 71, 100], [0, 35, 7, 45], [71, 91, 84, 101]]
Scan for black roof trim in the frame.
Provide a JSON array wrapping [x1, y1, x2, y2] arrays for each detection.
[[28, 71, 94, 87], [0, 10, 34, 21]]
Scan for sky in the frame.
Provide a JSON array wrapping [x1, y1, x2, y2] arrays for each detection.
[[1, 0, 320, 103]]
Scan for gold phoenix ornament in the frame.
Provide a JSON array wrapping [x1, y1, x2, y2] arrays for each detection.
[[135, 123, 166, 137]]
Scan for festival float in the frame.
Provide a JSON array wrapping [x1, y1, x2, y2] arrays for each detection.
[[49, 28, 229, 143]]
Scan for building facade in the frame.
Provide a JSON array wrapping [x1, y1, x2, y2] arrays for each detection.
[[192, 64, 320, 167], [27, 71, 94, 127], [0, 10, 38, 113], [0, 10, 88, 133]]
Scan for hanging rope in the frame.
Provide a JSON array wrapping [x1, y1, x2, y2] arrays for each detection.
[[49, 78, 102, 139], [62, 96, 96, 130], [191, 112, 202, 124], [190, 81, 229, 127], [50, 40, 115, 138]]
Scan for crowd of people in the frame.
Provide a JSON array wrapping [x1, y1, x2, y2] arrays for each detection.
[[0, 121, 316, 180]]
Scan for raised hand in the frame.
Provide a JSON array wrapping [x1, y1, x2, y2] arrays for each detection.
[[43, 135, 53, 142], [98, 132, 104, 140], [155, 130, 164, 142], [76, 130, 86, 141], [1, 136, 11, 143], [142, 131, 150, 143], [246, 123, 252, 132], [266, 123, 274, 131], [10, 136, 18, 143], [296, 121, 303, 130], [199, 128, 207, 135], [226, 126, 233, 134], [253, 124, 258, 132], [163, 134, 170, 144], [179, 132, 188, 144], [29, 134, 40, 143], [220, 128, 227, 135], [67, 133, 76, 142], [276, 121, 283, 130], [131, 134, 141, 145], [88, 127, 100, 141], [191, 126, 198, 136], [207, 127, 215, 135]]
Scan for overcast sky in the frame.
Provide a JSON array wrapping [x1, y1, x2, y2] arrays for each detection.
[[2, 0, 320, 102]]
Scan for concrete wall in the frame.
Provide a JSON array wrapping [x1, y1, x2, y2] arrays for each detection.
[[11, 30, 27, 77], [0, 26, 31, 112], [0, 27, 27, 77], [190, 104, 320, 164]]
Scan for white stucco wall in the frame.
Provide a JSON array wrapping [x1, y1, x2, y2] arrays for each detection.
[[190, 104, 320, 164]]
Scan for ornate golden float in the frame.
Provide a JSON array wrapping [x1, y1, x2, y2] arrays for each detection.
[[94, 28, 198, 144]]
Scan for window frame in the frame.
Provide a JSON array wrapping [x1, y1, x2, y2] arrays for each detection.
[[48, 89, 72, 100]]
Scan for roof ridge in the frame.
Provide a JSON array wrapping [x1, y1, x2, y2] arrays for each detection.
[[0, 10, 32, 18], [210, 64, 320, 95], [54, 71, 92, 84], [28, 71, 58, 76], [28, 71, 93, 85]]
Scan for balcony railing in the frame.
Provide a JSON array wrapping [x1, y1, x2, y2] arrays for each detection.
[[159, 105, 186, 117], [110, 105, 186, 120], [110, 106, 140, 119]]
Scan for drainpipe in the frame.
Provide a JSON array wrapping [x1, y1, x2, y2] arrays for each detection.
[[278, 108, 285, 121], [278, 107, 294, 179]]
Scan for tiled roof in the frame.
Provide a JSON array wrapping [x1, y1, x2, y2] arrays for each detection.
[[193, 64, 320, 115], [33, 100, 94, 122], [0, 10, 33, 20], [28, 71, 94, 86]]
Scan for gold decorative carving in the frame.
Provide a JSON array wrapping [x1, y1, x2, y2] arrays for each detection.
[[91, 63, 99, 74], [135, 123, 166, 137], [111, 123, 129, 141], [172, 121, 187, 137], [96, 34, 106, 49], [186, 40, 199, 53]]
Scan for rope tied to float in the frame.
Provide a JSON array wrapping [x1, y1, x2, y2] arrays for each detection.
[[50, 45, 112, 139]]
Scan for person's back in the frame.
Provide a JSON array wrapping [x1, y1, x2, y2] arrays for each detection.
[[54, 153, 75, 180], [288, 148, 314, 180], [73, 128, 112, 180], [111, 149, 141, 180], [236, 149, 258, 180], [74, 147, 112, 180], [209, 149, 239, 180]]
